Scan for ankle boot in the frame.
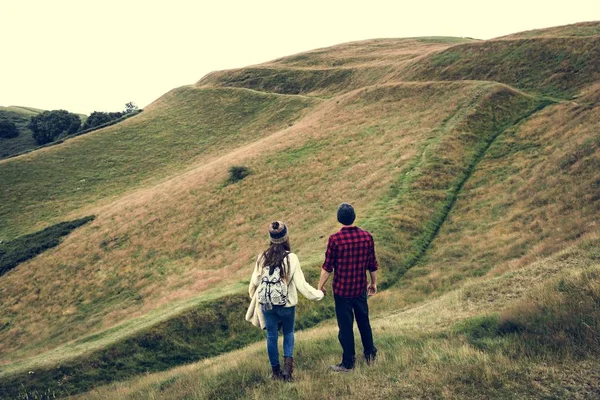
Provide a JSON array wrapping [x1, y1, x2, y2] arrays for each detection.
[[271, 365, 282, 380], [282, 356, 294, 381]]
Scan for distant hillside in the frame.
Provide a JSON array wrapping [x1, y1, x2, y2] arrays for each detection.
[[0, 22, 599, 399], [0, 105, 45, 116], [0, 106, 42, 159], [496, 20, 600, 39], [0, 106, 88, 159]]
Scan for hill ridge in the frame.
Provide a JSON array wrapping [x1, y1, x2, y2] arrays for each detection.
[[0, 22, 599, 398]]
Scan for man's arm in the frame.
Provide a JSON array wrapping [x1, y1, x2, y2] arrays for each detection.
[[319, 236, 336, 294], [367, 235, 378, 296], [318, 269, 331, 292]]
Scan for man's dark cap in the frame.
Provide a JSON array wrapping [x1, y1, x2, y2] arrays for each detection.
[[337, 203, 356, 226]]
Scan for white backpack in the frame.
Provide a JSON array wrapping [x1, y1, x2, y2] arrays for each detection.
[[257, 264, 288, 309]]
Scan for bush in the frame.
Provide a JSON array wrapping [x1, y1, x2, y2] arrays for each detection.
[[0, 216, 95, 277], [28, 110, 81, 145], [0, 119, 18, 138], [226, 166, 252, 185], [81, 111, 125, 131]]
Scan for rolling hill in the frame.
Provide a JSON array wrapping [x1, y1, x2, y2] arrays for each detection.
[[0, 106, 88, 160], [0, 21, 598, 399], [0, 106, 44, 159]]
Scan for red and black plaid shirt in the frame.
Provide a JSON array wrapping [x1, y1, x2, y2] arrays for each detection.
[[322, 226, 378, 298]]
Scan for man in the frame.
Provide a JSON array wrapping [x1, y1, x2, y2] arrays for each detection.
[[318, 202, 378, 372]]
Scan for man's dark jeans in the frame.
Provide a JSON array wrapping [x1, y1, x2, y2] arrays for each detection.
[[334, 291, 377, 368]]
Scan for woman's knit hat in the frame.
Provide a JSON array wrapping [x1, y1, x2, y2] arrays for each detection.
[[269, 221, 288, 244]]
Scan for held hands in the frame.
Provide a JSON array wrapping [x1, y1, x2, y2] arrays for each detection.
[[318, 286, 326, 297], [367, 283, 377, 297]]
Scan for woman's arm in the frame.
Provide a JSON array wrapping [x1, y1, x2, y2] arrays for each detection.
[[290, 254, 324, 301]]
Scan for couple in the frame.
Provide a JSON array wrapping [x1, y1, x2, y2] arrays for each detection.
[[246, 203, 378, 381]]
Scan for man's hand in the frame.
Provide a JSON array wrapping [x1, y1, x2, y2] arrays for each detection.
[[318, 269, 331, 295], [368, 270, 378, 296], [367, 283, 377, 296]]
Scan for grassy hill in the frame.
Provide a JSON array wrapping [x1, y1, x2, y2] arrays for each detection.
[[0, 106, 43, 159], [0, 106, 88, 160], [0, 22, 598, 399]]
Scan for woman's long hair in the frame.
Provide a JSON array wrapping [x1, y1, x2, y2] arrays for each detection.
[[259, 239, 291, 281]]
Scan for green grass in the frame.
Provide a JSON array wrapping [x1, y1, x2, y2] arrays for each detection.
[[0, 107, 89, 160], [2, 110, 144, 161], [405, 36, 600, 99], [0, 109, 39, 159], [0, 87, 319, 240], [2, 26, 600, 399], [415, 36, 480, 44], [75, 245, 600, 400], [498, 21, 600, 39], [0, 81, 550, 397], [0, 289, 336, 398], [203, 67, 354, 96], [0, 216, 95, 277], [362, 86, 548, 289]]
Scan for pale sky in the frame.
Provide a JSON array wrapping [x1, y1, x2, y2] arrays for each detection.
[[2, 0, 599, 115]]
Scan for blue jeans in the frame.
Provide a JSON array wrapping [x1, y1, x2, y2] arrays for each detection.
[[263, 305, 296, 367]]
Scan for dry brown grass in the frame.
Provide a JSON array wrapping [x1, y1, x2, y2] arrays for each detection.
[[2, 27, 599, 397], [198, 37, 474, 97], [397, 94, 600, 302], [74, 241, 600, 400], [0, 81, 497, 365], [494, 21, 600, 40]]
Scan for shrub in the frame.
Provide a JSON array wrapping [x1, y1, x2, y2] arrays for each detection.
[[0, 119, 18, 138], [28, 110, 81, 145], [0, 216, 95, 277], [81, 111, 125, 131], [226, 166, 252, 185]]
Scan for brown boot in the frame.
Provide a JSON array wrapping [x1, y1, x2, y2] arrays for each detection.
[[271, 365, 282, 380], [282, 356, 294, 381]]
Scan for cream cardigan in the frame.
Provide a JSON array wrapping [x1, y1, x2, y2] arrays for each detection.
[[246, 252, 324, 328]]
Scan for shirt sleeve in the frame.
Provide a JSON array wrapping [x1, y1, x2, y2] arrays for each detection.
[[322, 235, 337, 273], [367, 235, 379, 272], [290, 254, 324, 301]]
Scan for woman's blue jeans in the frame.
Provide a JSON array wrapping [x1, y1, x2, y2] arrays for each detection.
[[263, 305, 296, 367]]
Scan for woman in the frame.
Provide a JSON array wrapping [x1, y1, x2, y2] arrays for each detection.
[[247, 221, 324, 381]]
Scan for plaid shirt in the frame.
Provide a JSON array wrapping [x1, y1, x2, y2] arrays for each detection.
[[322, 226, 378, 297]]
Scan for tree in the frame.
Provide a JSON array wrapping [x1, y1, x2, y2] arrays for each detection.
[[0, 119, 19, 138], [124, 102, 138, 114], [28, 110, 81, 145], [81, 111, 124, 130]]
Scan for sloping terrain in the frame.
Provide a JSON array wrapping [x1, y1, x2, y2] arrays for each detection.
[[0, 89, 318, 239], [78, 239, 600, 400], [0, 106, 88, 159], [0, 106, 42, 159], [496, 20, 600, 39], [402, 36, 600, 99], [0, 22, 599, 399]]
